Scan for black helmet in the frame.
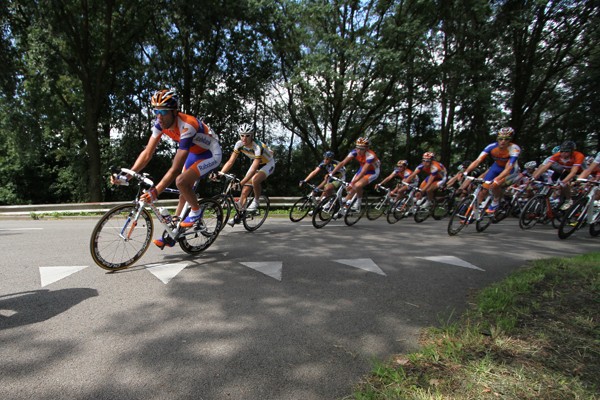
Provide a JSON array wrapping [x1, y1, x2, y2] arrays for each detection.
[[560, 140, 576, 152], [323, 151, 335, 159]]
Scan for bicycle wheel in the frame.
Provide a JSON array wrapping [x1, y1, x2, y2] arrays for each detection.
[[447, 196, 474, 236], [558, 198, 588, 239], [589, 205, 600, 236], [366, 196, 386, 220], [387, 198, 403, 224], [90, 204, 153, 271], [212, 194, 233, 231], [289, 196, 312, 222], [492, 199, 511, 223], [312, 195, 339, 229], [179, 198, 223, 254], [413, 203, 431, 223], [475, 213, 493, 232], [344, 196, 367, 226], [519, 196, 544, 230], [392, 197, 411, 221], [243, 194, 270, 231]]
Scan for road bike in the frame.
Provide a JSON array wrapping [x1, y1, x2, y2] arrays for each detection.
[[558, 178, 600, 239], [493, 184, 529, 223], [387, 182, 421, 224], [312, 176, 368, 228], [212, 172, 270, 232], [366, 185, 394, 220], [519, 181, 563, 230], [413, 186, 456, 223], [90, 168, 223, 271], [447, 177, 495, 236], [289, 182, 323, 222]]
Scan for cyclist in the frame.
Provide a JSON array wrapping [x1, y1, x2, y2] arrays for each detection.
[[579, 152, 600, 180], [375, 160, 418, 202], [300, 151, 346, 199], [328, 137, 380, 212], [217, 123, 276, 226], [462, 127, 521, 213], [530, 140, 584, 210], [111, 89, 222, 249], [403, 152, 447, 209]]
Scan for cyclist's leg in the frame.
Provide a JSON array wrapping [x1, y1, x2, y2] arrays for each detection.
[[179, 151, 221, 227]]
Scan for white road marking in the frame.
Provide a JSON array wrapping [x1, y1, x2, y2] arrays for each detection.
[[333, 258, 386, 276], [39, 266, 88, 287], [0, 309, 18, 317], [0, 228, 43, 231], [417, 256, 485, 271], [240, 262, 282, 281], [145, 263, 189, 284]]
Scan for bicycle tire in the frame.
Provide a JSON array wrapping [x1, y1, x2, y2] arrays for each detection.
[[492, 199, 511, 223], [312, 195, 339, 229], [413, 203, 431, 223], [213, 194, 233, 231], [589, 205, 600, 236], [366, 196, 386, 220], [344, 196, 367, 226], [475, 213, 493, 232], [243, 194, 270, 231], [447, 196, 474, 236], [519, 196, 546, 230], [179, 198, 223, 254], [558, 198, 588, 239], [387, 198, 403, 224], [432, 199, 450, 220], [289, 196, 312, 222], [392, 197, 411, 221], [90, 204, 153, 271]]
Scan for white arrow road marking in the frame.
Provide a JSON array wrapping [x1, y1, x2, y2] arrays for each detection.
[[417, 256, 485, 271], [39, 266, 88, 287], [333, 258, 386, 276], [145, 263, 189, 284], [0, 309, 18, 317], [0, 228, 43, 231], [240, 262, 282, 281]]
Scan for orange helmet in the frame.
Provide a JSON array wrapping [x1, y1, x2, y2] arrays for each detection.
[[355, 137, 370, 148], [422, 152, 435, 161], [151, 89, 178, 109], [396, 160, 408, 168]]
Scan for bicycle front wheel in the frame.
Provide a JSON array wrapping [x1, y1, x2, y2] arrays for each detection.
[[519, 196, 544, 230], [558, 198, 587, 239], [413, 203, 431, 223], [289, 196, 312, 222], [179, 198, 223, 254], [447, 196, 474, 236], [344, 196, 367, 226], [243, 194, 270, 231], [432, 199, 450, 220], [313, 195, 339, 229], [366, 196, 386, 220], [90, 204, 153, 271], [213, 194, 233, 231]]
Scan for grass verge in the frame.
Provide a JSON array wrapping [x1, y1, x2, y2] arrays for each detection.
[[349, 252, 600, 400]]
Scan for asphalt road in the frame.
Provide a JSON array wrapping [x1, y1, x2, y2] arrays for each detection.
[[0, 214, 597, 400]]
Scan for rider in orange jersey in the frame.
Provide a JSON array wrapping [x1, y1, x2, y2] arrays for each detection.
[[403, 152, 447, 209], [375, 160, 419, 201]]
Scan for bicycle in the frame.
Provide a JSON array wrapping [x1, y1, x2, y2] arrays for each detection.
[[289, 182, 323, 222], [366, 185, 394, 220], [518, 181, 563, 230], [413, 186, 456, 223], [447, 177, 495, 236], [90, 168, 223, 271], [212, 172, 270, 232], [558, 178, 600, 239], [493, 184, 529, 223], [312, 175, 368, 228], [387, 182, 421, 224]]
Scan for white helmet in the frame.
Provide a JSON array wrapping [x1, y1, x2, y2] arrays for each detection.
[[524, 161, 537, 169], [238, 123, 254, 137]]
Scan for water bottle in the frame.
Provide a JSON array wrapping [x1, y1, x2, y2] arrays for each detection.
[[158, 207, 171, 224]]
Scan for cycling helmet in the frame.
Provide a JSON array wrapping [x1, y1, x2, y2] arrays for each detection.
[[323, 151, 335, 159], [551, 145, 560, 153], [524, 161, 537, 169], [585, 155, 595, 166], [355, 137, 370, 148], [559, 140, 576, 153], [151, 89, 178, 109], [396, 160, 408, 168], [497, 127, 514, 139], [238, 123, 254, 137], [422, 152, 435, 161]]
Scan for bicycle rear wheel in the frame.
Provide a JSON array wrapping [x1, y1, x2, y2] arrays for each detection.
[[413, 203, 431, 223], [289, 196, 312, 222], [90, 204, 153, 271], [519, 196, 544, 230], [432, 199, 450, 220], [558, 198, 587, 239], [366, 196, 386, 220], [179, 198, 223, 254], [493, 198, 511, 223], [447, 196, 474, 236], [243, 194, 270, 231], [476, 213, 493, 232], [392, 197, 411, 222], [344, 196, 367, 226], [312, 195, 339, 229]]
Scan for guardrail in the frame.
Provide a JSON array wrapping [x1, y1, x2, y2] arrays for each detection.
[[0, 197, 298, 216]]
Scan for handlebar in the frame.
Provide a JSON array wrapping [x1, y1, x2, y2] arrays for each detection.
[[327, 175, 350, 187], [576, 178, 600, 185], [116, 167, 154, 187], [217, 171, 240, 182]]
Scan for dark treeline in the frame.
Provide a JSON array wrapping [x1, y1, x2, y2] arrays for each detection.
[[0, 0, 598, 204]]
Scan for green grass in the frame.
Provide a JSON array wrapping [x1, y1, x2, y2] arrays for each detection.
[[348, 253, 600, 400]]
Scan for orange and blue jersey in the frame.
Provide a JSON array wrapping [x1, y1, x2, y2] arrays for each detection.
[[347, 149, 381, 174], [415, 161, 447, 180], [393, 167, 418, 184], [479, 142, 521, 168], [546, 151, 585, 172], [151, 112, 217, 155]]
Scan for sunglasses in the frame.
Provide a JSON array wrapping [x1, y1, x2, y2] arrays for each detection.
[[240, 134, 251, 138], [153, 109, 171, 116], [497, 137, 510, 142]]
